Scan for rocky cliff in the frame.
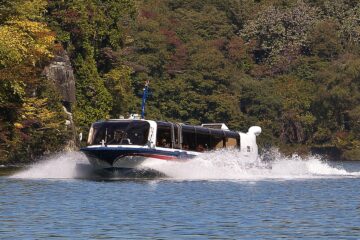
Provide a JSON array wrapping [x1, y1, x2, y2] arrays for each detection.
[[43, 50, 77, 149]]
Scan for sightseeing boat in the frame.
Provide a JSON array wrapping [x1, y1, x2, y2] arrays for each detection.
[[80, 118, 261, 169], [80, 81, 261, 170]]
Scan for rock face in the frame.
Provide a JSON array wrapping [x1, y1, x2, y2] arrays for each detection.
[[43, 50, 77, 149], [43, 50, 76, 111]]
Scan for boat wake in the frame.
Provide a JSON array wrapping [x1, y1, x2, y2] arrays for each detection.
[[9, 149, 360, 180], [139, 149, 360, 180]]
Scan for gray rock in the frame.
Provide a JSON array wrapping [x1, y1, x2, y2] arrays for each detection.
[[43, 50, 76, 107], [43, 50, 78, 149]]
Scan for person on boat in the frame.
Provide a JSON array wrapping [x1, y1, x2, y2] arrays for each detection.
[[182, 144, 189, 150], [157, 138, 170, 148], [196, 144, 205, 152]]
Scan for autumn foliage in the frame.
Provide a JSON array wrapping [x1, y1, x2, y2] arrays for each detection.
[[0, 0, 359, 162]]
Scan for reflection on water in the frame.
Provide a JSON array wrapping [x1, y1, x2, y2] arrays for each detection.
[[0, 166, 22, 177]]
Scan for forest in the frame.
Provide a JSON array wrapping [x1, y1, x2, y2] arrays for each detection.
[[0, 0, 359, 163]]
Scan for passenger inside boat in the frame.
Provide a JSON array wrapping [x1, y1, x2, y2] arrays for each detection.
[[196, 144, 205, 152], [88, 120, 240, 153], [157, 138, 170, 148], [154, 121, 240, 152], [107, 130, 126, 144], [88, 120, 150, 146], [182, 144, 189, 150], [156, 122, 172, 148]]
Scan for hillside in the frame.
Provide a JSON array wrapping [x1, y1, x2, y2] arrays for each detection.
[[0, 0, 359, 162]]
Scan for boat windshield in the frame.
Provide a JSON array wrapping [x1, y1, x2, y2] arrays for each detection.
[[88, 121, 150, 146]]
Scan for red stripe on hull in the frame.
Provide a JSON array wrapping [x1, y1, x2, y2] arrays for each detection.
[[127, 153, 180, 161]]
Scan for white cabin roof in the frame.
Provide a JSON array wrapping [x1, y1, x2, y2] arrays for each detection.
[[201, 123, 230, 131]]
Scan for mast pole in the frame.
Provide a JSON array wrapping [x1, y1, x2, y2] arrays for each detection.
[[141, 80, 149, 119]]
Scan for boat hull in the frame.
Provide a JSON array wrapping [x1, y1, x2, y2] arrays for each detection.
[[81, 146, 197, 169]]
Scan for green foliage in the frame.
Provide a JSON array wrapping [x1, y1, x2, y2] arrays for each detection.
[[104, 65, 137, 117], [10, 84, 71, 162], [73, 54, 112, 129], [242, 1, 317, 63], [273, 75, 316, 144], [0, 0, 71, 163], [1, 0, 360, 162], [47, 0, 137, 134], [121, 0, 360, 159], [308, 20, 343, 59], [63, 0, 359, 161]]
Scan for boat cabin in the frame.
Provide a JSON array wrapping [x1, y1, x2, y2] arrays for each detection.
[[87, 120, 240, 152]]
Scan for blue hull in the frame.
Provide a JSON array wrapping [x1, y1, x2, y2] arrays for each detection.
[[81, 146, 196, 168]]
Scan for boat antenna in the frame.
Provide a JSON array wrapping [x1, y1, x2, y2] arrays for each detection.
[[141, 80, 150, 119]]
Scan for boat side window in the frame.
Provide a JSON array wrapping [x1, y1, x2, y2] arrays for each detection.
[[182, 126, 197, 151], [225, 138, 237, 148], [156, 123, 172, 148], [209, 129, 225, 150], [92, 126, 105, 145], [224, 132, 240, 149], [195, 127, 211, 152]]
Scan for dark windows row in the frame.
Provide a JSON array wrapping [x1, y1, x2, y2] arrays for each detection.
[[156, 122, 240, 151]]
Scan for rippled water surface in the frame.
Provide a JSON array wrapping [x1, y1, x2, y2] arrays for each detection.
[[1, 151, 360, 239]]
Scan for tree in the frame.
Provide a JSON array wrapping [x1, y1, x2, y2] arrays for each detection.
[[0, 0, 70, 162], [241, 1, 317, 64]]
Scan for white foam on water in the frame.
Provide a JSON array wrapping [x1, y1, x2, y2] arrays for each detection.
[[9, 149, 360, 180], [10, 151, 87, 179], [139, 148, 360, 180]]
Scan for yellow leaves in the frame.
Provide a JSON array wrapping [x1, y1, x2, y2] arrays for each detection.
[[9, 19, 49, 35], [0, 0, 53, 66], [11, 80, 26, 98], [0, 19, 55, 67], [22, 97, 63, 129], [23, 98, 52, 120], [14, 123, 24, 129], [0, 26, 28, 66]]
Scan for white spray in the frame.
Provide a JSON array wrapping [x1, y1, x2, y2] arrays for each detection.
[[10, 149, 360, 180], [139, 148, 360, 180], [11, 151, 87, 179]]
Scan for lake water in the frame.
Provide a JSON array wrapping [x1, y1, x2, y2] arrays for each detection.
[[1, 150, 360, 239]]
